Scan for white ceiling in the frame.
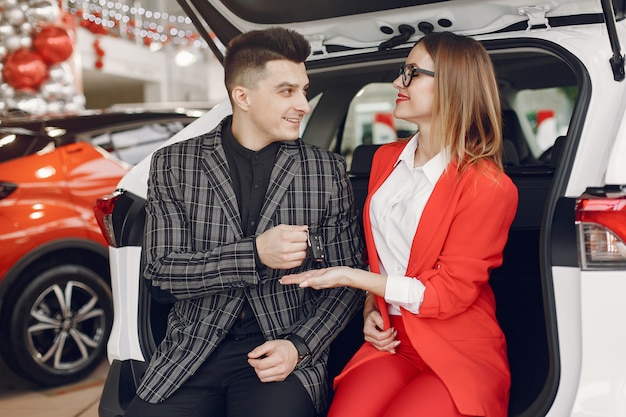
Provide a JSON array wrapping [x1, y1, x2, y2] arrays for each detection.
[[74, 1, 206, 106]]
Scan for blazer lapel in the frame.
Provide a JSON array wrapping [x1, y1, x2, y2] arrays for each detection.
[[199, 142, 243, 239], [256, 142, 301, 232], [363, 142, 405, 275], [405, 167, 459, 276], [365, 143, 460, 279]]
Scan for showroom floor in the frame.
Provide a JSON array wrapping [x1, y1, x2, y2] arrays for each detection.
[[0, 357, 108, 417]]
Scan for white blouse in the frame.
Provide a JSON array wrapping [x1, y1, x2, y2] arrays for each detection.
[[369, 134, 446, 315]]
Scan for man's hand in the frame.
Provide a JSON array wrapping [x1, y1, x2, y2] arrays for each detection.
[[256, 224, 309, 270], [247, 339, 299, 382]]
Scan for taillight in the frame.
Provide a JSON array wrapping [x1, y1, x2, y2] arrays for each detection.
[[575, 186, 626, 270], [94, 190, 124, 248], [0, 182, 17, 200]]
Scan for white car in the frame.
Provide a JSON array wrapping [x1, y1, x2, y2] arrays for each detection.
[[95, 1, 626, 416]]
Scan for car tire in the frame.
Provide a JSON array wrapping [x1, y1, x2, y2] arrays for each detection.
[[0, 265, 113, 386]]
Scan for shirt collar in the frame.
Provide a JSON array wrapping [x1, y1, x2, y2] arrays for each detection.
[[222, 116, 281, 161], [395, 133, 447, 185]]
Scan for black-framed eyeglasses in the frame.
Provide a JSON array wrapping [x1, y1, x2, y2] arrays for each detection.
[[399, 64, 435, 87]]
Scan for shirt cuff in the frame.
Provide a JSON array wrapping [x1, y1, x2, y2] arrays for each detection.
[[252, 236, 268, 278], [384, 274, 425, 314]]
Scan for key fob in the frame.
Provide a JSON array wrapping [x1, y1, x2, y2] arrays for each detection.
[[307, 229, 325, 262]]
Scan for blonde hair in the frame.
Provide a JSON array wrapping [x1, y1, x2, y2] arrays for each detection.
[[418, 32, 503, 172]]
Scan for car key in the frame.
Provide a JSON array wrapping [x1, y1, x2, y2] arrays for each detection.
[[307, 229, 325, 262]]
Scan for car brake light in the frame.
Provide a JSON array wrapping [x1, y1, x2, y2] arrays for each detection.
[[575, 186, 626, 270], [94, 190, 124, 248], [0, 182, 17, 200]]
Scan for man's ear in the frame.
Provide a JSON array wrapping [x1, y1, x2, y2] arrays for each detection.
[[231, 86, 250, 112]]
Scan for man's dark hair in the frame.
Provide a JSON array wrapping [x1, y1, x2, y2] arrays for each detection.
[[224, 27, 311, 95]]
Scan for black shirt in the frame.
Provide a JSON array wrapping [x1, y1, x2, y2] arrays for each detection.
[[221, 117, 281, 337]]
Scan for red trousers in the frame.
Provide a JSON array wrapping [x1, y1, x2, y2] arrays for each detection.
[[328, 316, 471, 417]]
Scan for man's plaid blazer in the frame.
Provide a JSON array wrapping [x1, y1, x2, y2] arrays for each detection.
[[137, 117, 366, 414]]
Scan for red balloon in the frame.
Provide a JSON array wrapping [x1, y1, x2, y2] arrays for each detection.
[[2, 49, 49, 90], [33, 26, 74, 64]]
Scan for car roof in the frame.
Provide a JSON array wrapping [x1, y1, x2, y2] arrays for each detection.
[[178, 0, 621, 65]]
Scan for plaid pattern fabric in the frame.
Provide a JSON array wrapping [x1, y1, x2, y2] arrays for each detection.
[[138, 119, 366, 414]]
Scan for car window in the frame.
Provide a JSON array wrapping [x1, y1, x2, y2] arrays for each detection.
[[0, 130, 55, 164], [339, 83, 417, 170], [88, 121, 188, 165], [334, 82, 577, 169], [301, 93, 322, 137], [512, 86, 576, 157]]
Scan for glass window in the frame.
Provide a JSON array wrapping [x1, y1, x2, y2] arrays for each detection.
[[0, 131, 55, 164], [340, 83, 416, 170], [301, 92, 322, 136], [89, 121, 187, 165], [512, 86, 577, 157]]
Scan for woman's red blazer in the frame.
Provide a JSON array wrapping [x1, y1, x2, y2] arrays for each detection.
[[336, 141, 519, 417]]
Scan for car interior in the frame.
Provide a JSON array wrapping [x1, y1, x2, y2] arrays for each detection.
[[117, 38, 582, 417]]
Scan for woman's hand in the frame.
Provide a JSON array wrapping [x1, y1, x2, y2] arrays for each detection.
[[282, 269, 399, 352], [281, 268, 388, 297], [363, 292, 400, 353], [280, 266, 352, 289]]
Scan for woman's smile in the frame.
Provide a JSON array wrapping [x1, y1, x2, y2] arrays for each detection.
[[396, 93, 410, 104]]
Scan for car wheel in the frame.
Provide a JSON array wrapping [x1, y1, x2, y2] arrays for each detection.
[[1, 265, 113, 386]]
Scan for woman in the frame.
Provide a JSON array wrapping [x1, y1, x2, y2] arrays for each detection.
[[280, 31, 518, 417]]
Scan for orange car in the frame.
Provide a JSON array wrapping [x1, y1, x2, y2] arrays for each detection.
[[0, 109, 202, 386]]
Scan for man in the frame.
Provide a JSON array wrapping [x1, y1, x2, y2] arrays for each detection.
[[123, 27, 365, 417]]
